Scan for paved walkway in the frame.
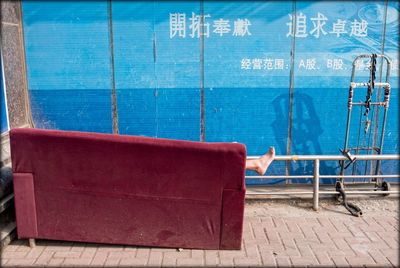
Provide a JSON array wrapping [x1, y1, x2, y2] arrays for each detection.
[[1, 198, 398, 267]]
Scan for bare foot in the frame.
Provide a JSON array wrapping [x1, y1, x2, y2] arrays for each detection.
[[255, 147, 275, 175]]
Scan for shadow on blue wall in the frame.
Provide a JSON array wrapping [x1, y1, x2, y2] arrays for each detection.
[[272, 92, 338, 184]]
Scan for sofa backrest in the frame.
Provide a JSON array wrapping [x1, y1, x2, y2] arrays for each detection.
[[10, 128, 246, 249]]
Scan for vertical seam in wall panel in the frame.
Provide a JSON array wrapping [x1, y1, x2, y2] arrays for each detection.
[[200, 0, 205, 142], [373, 0, 389, 154], [108, 0, 119, 134], [286, 0, 297, 177], [153, 1, 159, 137], [17, 1, 35, 128]]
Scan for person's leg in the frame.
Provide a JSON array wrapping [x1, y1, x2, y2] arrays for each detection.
[[245, 147, 275, 175]]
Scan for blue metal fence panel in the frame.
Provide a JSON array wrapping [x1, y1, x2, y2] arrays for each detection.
[[203, 1, 293, 183], [21, 0, 398, 184], [291, 1, 388, 183], [22, 1, 113, 133], [112, 1, 157, 137], [113, 1, 201, 140]]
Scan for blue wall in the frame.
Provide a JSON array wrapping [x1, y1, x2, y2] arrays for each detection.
[[22, 1, 113, 133], [21, 1, 399, 183], [1, 54, 9, 133]]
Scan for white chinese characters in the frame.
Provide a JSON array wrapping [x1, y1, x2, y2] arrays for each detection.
[[327, 59, 344, 70], [170, 13, 186, 38], [286, 12, 368, 38], [213, 18, 230, 36], [170, 13, 252, 38], [240, 57, 356, 72], [241, 58, 287, 70], [232, 19, 252, 36], [350, 19, 368, 37], [330, 19, 347, 37], [189, 12, 210, 38], [309, 12, 328, 38]]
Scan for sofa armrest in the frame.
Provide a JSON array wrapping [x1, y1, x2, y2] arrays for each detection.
[[13, 173, 38, 239], [220, 189, 246, 249]]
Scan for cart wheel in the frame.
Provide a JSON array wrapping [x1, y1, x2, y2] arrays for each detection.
[[382, 181, 391, 196]]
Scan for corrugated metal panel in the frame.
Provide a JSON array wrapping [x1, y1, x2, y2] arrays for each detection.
[[291, 1, 388, 183], [22, 1, 113, 133], [21, 1, 399, 184], [112, 1, 201, 140]]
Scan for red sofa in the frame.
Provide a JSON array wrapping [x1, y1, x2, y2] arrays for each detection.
[[10, 128, 246, 249]]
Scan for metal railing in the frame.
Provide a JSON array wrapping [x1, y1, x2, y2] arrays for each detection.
[[245, 154, 400, 211]]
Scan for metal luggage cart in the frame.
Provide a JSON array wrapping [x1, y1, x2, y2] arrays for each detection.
[[338, 53, 392, 216]]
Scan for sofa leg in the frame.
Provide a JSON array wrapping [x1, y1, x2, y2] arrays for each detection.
[[29, 238, 36, 248]]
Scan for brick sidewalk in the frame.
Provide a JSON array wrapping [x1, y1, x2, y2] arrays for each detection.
[[1, 198, 398, 267]]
